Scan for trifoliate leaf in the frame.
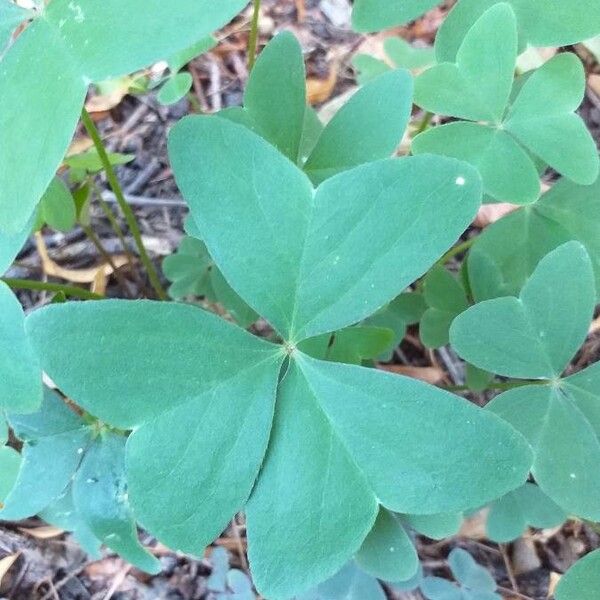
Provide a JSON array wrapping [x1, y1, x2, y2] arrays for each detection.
[[157, 72, 193, 105], [0, 282, 42, 413], [451, 242, 595, 379], [420, 266, 468, 349], [169, 115, 482, 341], [355, 508, 419, 582], [352, 0, 440, 32], [486, 482, 567, 543], [489, 364, 600, 520], [0, 0, 248, 234], [556, 549, 600, 600], [504, 53, 599, 185], [415, 4, 518, 123], [413, 123, 540, 205], [436, 0, 600, 63]]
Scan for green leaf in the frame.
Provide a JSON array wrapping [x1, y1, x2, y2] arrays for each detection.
[[26, 300, 284, 556], [242, 31, 307, 162], [0, 0, 32, 50], [64, 149, 135, 173], [504, 53, 599, 185], [356, 508, 419, 582], [73, 433, 161, 574], [352, 55, 392, 85], [157, 72, 193, 105], [448, 548, 496, 592], [169, 116, 482, 341], [436, 0, 600, 63], [413, 123, 540, 205], [304, 69, 414, 184], [294, 354, 532, 515], [465, 364, 493, 393], [0, 219, 31, 275], [300, 562, 387, 600], [298, 326, 395, 365], [0, 283, 42, 413], [167, 35, 216, 73], [420, 266, 468, 349], [0, 0, 247, 234], [486, 482, 567, 543], [0, 446, 21, 502], [352, 0, 440, 32], [556, 549, 600, 600], [384, 38, 435, 71], [38, 177, 77, 232], [451, 242, 596, 378], [402, 512, 463, 539], [1, 388, 93, 520], [415, 4, 518, 123], [246, 361, 378, 598]]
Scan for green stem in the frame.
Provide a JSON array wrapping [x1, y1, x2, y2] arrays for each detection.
[[80, 109, 167, 300], [2, 278, 104, 300], [247, 0, 262, 71], [437, 238, 475, 265]]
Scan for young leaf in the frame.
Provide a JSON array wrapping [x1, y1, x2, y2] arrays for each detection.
[[420, 266, 468, 349], [451, 242, 595, 379], [157, 72, 193, 105], [415, 3, 518, 123], [64, 150, 135, 173], [0, 0, 248, 233], [242, 31, 307, 163], [504, 53, 599, 185], [448, 548, 496, 593], [555, 549, 600, 600], [73, 434, 161, 574], [352, 0, 440, 32], [37, 177, 77, 232], [355, 508, 419, 582], [1, 389, 92, 520], [0, 283, 42, 413], [486, 482, 567, 543], [169, 116, 482, 341], [246, 361, 378, 598], [436, 0, 600, 63], [303, 69, 413, 184]]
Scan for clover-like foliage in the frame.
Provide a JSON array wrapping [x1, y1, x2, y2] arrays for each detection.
[[413, 4, 599, 204], [556, 549, 600, 600], [452, 242, 600, 520], [24, 114, 534, 598]]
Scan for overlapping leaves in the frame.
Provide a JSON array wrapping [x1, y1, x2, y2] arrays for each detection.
[[216, 32, 413, 185], [24, 114, 534, 598], [1, 388, 160, 572], [0, 0, 248, 234], [413, 4, 599, 204], [451, 242, 600, 519]]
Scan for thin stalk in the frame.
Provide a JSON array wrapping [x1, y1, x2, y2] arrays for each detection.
[[2, 278, 104, 300], [247, 0, 262, 71], [80, 109, 167, 300], [437, 237, 475, 265], [91, 182, 138, 276]]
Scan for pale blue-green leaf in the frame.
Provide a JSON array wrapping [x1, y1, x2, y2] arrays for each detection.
[[73, 434, 160, 573], [448, 548, 495, 592], [352, 0, 440, 32], [0, 0, 32, 50], [403, 512, 463, 539], [452, 243, 595, 378], [304, 69, 414, 183], [246, 361, 377, 600], [0, 282, 42, 412], [0, 219, 31, 275], [556, 549, 600, 600], [0, 446, 21, 502]]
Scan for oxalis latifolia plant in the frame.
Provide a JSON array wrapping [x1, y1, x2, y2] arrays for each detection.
[[0, 0, 599, 599]]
